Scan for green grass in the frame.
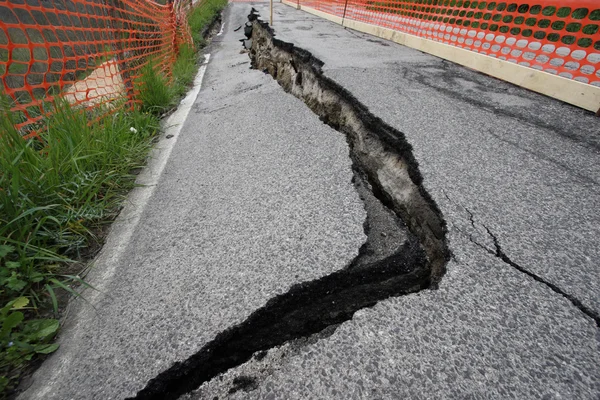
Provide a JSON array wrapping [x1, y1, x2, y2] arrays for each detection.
[[0, 0, 226, 395], [0, 97, 159, 394], [136, 43, 200, 114], [188, 0, 228, 49], [135, 60, 176, 114], [172, 44, 198, 97], [0, 99, 160, 295]]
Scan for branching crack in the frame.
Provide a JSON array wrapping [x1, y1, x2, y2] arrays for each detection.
[[442, 190, 492, 255], [464, 207, 476, 230], [444, 191, 599, 328], [482, 224, 600, 328]]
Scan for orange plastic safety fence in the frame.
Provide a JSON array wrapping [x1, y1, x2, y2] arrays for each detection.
[[299, 0, 600, 86], [0, 0, 193, 136]]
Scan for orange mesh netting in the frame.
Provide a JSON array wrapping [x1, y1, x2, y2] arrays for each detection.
[[298, 0, 600, 86], [0, 0, 193, 136]]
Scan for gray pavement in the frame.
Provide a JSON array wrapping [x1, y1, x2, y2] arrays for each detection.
[[262, 2, 600, 315], [22, 2, 600, 399], [191, 3, 600, 399], [20, 6, 366, 399]]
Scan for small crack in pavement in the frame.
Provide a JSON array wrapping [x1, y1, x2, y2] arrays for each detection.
[[481, 224, 600, 328], [443, 191, 600, 328]]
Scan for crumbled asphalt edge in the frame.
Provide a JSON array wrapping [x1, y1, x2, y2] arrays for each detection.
[[350, 169, 412, 270], [128, 15, 450, 400], [202, 12, 223, 39]]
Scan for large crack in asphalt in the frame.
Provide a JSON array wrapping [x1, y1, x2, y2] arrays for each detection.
[[129, 15, 449, 400], [248, 18, 449, 281]]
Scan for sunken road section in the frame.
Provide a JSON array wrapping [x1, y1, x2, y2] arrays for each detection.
[[248, 18, 449, 281], [129, 14, 449, 400]]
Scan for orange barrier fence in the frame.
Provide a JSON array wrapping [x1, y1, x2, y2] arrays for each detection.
[[292, 0, 600, 87], [0, 0, 193, 135]]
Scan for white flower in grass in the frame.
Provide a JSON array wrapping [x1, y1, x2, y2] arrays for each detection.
[[130, 127, 138, 134]]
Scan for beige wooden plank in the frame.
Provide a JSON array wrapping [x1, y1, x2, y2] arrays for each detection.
[[281, 0, 300, 9]]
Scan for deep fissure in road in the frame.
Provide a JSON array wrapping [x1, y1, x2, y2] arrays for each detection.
[[129, 16, 449, 400], [248, 19, 449, 281]]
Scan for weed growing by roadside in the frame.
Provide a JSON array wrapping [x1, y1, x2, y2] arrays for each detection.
[[188, 0, 228, 48], [0, 97, 159, 393], [136, 42, 203, 114], [135, 61, 176, 114], [0, 0, 226, 394], [172, 44, 198, 97], [0, 296, 59, 393]]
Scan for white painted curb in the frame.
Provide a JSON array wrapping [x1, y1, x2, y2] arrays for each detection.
[[83, 54, 212, 294]]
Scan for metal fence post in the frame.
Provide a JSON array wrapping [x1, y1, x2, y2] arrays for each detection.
[[342, 0, 349, 26]]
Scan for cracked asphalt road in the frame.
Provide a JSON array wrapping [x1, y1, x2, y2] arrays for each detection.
[[191, 3, 600, 399], [21, 2, 600, 399], [262, 3, 600, 316], [20, 6, 368, 399]]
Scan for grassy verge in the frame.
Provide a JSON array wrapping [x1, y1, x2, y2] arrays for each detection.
[[0, 0, 227, 396], [189, 0, 228, 48], [134, 44, 200, 115], [0, 98, 160, 395]]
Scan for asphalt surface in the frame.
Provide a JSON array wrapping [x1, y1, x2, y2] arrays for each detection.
[[302, 2, 598, 301], [20, 7, 368, 399], [188, 3, 600, 399], [22, 2, 600, 399], [261, 3, 600, 315]]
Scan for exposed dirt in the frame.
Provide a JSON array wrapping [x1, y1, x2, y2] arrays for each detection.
[[249, 19, 449, 282], [127, 14, 450, 400]]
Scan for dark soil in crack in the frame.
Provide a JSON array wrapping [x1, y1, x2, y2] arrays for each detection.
[[128, 14, 450, 400], [248, 18, 450, 281], [129, 234, 429, 400]]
